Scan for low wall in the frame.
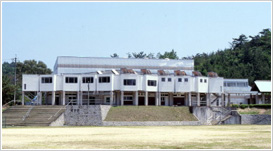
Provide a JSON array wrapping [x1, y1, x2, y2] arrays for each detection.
[[103, 121, 201, 126], [50, 113, 64, 126], [64, 105, 111, 126], [241, 115, 271, 125]]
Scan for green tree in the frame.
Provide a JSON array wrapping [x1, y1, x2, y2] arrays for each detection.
[[158, 49, 179, 59]]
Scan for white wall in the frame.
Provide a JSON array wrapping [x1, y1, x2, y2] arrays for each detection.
[[120, 74, 138, 91], [175, 76, 192, 93], [97, 74, 113, 91], [40, 75, 54, 91], [63, 75, 80, 91], [22, 75, 39, 91], [195, 77, 209, 93], [158, 75, 174, 92], [208, 77, 224, 93], [144, 75, 158, 92]]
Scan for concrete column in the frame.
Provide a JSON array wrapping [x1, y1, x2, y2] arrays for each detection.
[[77, 91, 80, 105], [62, 91, 66, 105], [221, 93, 225, 107], [170, 93, 173, 106], [262, 93, 265, 104], [145, 91, 148, 106], [206, 93, 210, 107], [185, 93, 188, 106], [188, 92, 192, 106], [255, 93, 259, 104], [197, 92, 200, 106], [135, 91, 138, 106], [121, 91, 124, 106], [158, 92, 161, 106], [21, 91, 25, 105], [52, 91, 55, 105], [156, 92, 159, 106], [228, 94, 231, 107], [110, 91, 114, 105], [38, 92, 42, 105]]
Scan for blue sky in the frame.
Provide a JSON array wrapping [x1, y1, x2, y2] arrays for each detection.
[[2, 2, 271, 70]]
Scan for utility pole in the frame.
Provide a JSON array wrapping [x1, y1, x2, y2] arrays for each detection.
[[13, 55, 17, 105]]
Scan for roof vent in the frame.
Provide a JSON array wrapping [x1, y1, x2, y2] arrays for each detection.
[[141, 69, 151, 75], [192, 71, 202, 76], [207, 72, 218, 77], [174, 70, 187, 76]]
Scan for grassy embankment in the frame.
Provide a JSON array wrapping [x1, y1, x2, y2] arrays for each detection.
[[105, 106, 197, 121], [238, 108, 271, 115], [2, 125, 271, 149]]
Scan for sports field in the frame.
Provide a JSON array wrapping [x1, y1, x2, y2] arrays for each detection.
[[2, 125, 271, 149]]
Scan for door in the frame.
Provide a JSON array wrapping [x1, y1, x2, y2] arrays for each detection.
[[173, 97, 185, 106], [55, 97, 60, 105], [138, 97, 145, 105], [148, 97, 155, 105]]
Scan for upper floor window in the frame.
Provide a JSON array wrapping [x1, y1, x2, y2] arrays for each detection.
[[184, 78, 188, 82], [161, 78, 165, 82], [66, 77, 78, 83], [200, 79, 203, 83], [237, 82, 248, 87], [99, 76, 110, 83], [178, 78, 182, 82], [148, 80, 157, 86], [82, 77, 93, 83], [124, 79, 136, 86], [168, 78, 172, 82], [204, 79, 207, 83], [41, 77, 52, 83]]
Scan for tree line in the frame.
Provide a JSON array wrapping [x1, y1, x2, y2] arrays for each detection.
[[2, 28, 271, 105]]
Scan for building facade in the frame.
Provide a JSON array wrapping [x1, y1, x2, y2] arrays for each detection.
[[22, 56, 242, 107]]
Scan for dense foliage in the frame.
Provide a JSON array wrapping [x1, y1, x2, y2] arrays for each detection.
[[193, 29, 271, 85], [2, 60, 52, 105]]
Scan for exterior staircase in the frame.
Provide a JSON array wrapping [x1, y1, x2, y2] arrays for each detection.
[[2, 105, 65, 126]]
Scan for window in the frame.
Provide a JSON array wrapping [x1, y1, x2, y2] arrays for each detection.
[[82, 77, 93, 83], [237, 82, 247, 87], [65, 77, 78, 83], [99, 77, 110, 83], [41, 77, 52, 83], [24, 84, 26, 90], [124, 96, 133, 101], [200, 79, 203, 83], [148, 80, 157, 86], [105, 97, 110, 103], [204, 79, 207, 83], [123, 79, 136, 86], [184, 78, 188, 82], [161, 78, 165, 82], [168, 78, 172, 82], [178, 78, 182, 82]]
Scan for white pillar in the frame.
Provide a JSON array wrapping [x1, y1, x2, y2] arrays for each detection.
[[228, 94, 231, 107], [52, 91, 55, 105], [62, 91, 66, 105], [77, 91, 80, 105], [121, 91, 124, 106], [135, 91, 138, 106], [158, 92, 161, 106], [156, 92, 159, 106], [262, 93, 265, 104], [38, 92, 42, 105], [185, 93, 188, 106], [145, 91, 148, 106], [170, 93, 173, 106], [197, 92, 200, 106], [109, 91, 113, 105], [188, 92, 192, 106], [255, 93, 259, 104], [221, 94, 225, 107], [22, 91, 25, 106], [206, 93, 210, 107]]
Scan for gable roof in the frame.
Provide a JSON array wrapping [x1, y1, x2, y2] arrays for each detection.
[[252, 80, 271, 93]]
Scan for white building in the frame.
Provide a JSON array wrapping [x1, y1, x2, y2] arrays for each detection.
[[22, 56, 226, 106]]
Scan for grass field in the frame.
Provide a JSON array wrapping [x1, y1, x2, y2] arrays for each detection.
[[105, 106, 197, 121], [2, 125, 271, 149]]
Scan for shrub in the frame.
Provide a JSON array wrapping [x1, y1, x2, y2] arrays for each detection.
[[240, 104, 248, 109], [231, 104, 239, 108]]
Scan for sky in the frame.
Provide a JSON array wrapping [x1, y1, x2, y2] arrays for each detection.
[[2, 2, 271, 70]]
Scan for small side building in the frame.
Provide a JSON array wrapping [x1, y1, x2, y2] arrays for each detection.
[[251, 80, 271, 104]]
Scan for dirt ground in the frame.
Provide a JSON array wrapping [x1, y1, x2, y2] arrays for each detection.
[[2, 125, 271, 149]]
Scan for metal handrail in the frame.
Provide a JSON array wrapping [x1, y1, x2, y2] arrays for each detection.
[[48, 100, 72, 120], [22, 106, 34, 121]]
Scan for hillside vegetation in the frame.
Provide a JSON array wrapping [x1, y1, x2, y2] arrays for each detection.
[[105, 106, 198, 121], [193, 29, 271, 85]]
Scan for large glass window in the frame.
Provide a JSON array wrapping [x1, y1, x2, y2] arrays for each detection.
[[99, 77, 110, 83], [82, 77, 93, 83], [123, 79, 136, 86], [148, 80, 157, 86], [65, 77, 78, 83], [41, 77, 52, 83]]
